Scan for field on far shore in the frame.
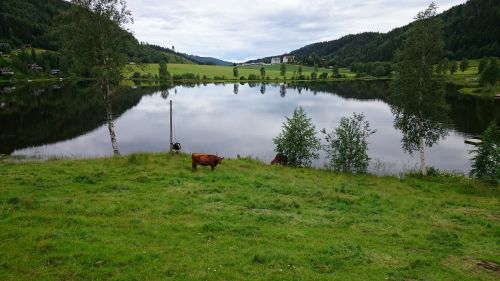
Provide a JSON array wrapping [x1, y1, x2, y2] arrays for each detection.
[[125, 63, 354, 80], [0, 153, 498, 281]]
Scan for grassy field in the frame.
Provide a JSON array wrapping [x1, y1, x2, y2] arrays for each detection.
[[125, 63, 353, 80], [0, 153, 498, 280]]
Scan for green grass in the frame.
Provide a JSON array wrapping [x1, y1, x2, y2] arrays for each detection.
[[125, 63, 351, 80], [0, 153, 498, 280]]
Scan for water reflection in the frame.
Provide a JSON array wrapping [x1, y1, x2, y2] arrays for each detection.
[[2, 81, 498, 174], [0, 81, 148, 155], [390, 80, 451, 175], [103, 84, 120, 155]]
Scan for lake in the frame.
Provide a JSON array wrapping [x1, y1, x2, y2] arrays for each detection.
[[1, 81, 498, 174]]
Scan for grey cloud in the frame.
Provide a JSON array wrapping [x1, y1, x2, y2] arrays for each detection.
[[126, 0, 465, 62]]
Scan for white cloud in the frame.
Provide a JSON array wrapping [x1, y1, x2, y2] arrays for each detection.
[[125, 0, 465, 62]]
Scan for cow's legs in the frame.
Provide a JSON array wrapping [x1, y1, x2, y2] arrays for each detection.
[[192, 162, 197, 172], [210, 165, 215, 171]]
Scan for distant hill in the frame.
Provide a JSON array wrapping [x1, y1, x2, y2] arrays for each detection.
[[0, 0, 70, 50], [186, 55, 234, 66], [249, 0, 500, 66], [0, 0, 193, 64]]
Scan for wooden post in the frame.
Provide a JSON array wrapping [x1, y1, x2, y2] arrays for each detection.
[[169, 100, 173, 153]]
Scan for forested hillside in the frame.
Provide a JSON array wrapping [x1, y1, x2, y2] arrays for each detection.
[[0, 0, 69, 50], [253, 0, 499, 66], [0, 0, 192, 64]]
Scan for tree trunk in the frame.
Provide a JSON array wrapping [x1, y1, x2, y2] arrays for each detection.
[[103, 83, 120, 156], [419, 134, 427, 176]]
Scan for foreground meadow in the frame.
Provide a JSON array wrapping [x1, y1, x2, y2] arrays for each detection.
[[0, 153, 498, 280]]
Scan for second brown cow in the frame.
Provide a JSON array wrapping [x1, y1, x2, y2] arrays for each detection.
[[192, 153, 224, 172], [270, 154, 287, 165]]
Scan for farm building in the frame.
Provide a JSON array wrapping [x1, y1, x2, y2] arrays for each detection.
[[283, 55, 295, 63], [271, 57, 281, 64], [28, 64, 43, 71]]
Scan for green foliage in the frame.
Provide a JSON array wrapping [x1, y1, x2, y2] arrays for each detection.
[[248, 73, 259, 80], [280, 63, 286, 76], [56, 0, 132, 82], [450, 61, 458, 74], [323, 113, 375, 173], [479, 57, 499, 88], [332, 65, 340, 78], [172, 72, 197, 80], [478, 57, 489, 73], [0, 0, 69, 50], [0, 43, 12, 54], [288, 0, 500, 66], [350, 61, 392, 77], [470, 122, 500, 182], [437, 58, 449, 74], [259, 67, 265, 79], [0, 0, 191, 69], [158, 61, 169, 80], [233, 66, 239, 77], [459, 57, 469, 72], [391, 3, 449, 175], [274, 107, 321, 167]]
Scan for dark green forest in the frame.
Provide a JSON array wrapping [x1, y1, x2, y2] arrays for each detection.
[[0, 0, 192, 65], [250, 0, 500, 67]]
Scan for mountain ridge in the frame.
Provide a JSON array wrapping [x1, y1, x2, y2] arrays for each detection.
[[247, 0, 500, 66]]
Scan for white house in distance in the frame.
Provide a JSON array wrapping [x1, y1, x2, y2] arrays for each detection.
[[283, 55, 295, 63], [271, 57, 281, 64]]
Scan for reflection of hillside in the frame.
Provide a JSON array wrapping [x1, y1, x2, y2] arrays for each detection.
[[445, 90, 500, 135], [0, 82, 160, 154], [287, 80, 390, 101], [286, 81, 499, 136]]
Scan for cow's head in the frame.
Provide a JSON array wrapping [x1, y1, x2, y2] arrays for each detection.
[[218, 156, 224, 163]]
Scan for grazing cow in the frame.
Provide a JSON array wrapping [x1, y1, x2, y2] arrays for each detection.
[[271, 154, 287, 165], [192, 153, 224, 172]]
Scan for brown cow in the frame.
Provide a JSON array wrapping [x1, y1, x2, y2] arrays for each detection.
[[192, 153, 224, 172], [271, 154, 287, 165]]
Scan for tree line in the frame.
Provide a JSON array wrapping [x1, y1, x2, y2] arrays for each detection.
[[263, 0, 499, 68]]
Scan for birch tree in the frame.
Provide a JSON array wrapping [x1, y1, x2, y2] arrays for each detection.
[[390, 3, 449, 176], [58, 0, 133, 155]]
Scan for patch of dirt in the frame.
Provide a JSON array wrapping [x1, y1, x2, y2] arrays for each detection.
[[477, 260, 500, 274]]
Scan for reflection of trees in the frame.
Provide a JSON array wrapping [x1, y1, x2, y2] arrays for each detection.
[[0, 82, 157, 155], [262, 80, 496, 137], [280, 84, 286, 98], [445, 84, 500, 135], [160, 82, 171, 100], [288, 80, 389, 100], [391, 78, 450, 175], [233, 84, 239, 95], [102, 87, 120, 155], [391, 101, 450, 154], [260, 83, 266, 95]]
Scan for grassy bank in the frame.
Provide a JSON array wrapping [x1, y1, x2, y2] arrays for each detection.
[[125, 63, 353, 80], [0, 153, 498, 280]]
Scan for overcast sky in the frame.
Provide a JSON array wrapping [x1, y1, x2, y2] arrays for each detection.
[[125, 0, 466, 62]]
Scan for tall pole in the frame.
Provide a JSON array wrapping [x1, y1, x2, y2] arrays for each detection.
[[169, 100, 173, 153]]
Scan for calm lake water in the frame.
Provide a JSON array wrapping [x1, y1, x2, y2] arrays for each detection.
[[1, 81, 498, 174]]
